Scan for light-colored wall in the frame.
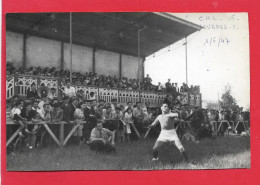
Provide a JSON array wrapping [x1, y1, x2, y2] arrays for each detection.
[[95, 50, 120, 77], [122, 54, 140, 80], [6, 31, 143, 80], [6, 31, 23, 67], [26, 36, 61, 69], [64, 43, 93, 73]]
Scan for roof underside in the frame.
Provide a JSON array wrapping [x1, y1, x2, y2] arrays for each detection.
[[6, 12, 202, 58]]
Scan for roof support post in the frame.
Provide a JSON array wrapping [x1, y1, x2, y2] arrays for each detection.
[[61, 42, 64, 70], [137, 27, 145, 91], [22, 34, 27, 69], [185, 37, 188, 86], [69, 12, 73, 84], [119, 53, 122, 78], [92, 47, 96, 73]]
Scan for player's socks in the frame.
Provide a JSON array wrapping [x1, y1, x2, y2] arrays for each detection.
[[181, 151, 189, 162]]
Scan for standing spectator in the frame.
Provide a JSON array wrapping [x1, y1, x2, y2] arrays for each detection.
[[89, 92, 96, 100], [111, 98, 118, 114], [124, 108, 134, 143], [63, 82, 76, 98], [157, 82, 163, 92], [27, 84, 39, 100], [165, 79, 171, 92], [38, 97, 49, 111], [133, 102, 145, 126], [125, 102, 133, 112], [74, 101, 86, 145], [47, 88, 56, 101], [144, 74, 152, 91]]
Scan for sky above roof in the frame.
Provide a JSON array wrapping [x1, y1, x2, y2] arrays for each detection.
[[145, 13, 250, 109]]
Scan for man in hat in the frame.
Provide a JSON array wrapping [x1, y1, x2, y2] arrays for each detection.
[[148, 102, 189, 162]]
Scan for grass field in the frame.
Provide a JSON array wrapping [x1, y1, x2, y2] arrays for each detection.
[[7, 136, 250, 171]]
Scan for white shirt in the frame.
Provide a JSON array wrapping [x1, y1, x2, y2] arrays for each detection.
[[38, 101, 46, 110], [64, 86, 76, 97], [37, 109, 51, 120]]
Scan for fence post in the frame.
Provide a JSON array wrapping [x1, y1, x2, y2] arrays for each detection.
[[58, 77, 61, 98], [14, 74, 18, 96], [37, 76, 41, 89], [97, 87, 100, 102]]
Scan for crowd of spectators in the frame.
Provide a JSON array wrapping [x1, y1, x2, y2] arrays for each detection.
[[6, 81, 249, 154], [7, 62, 200, 94]]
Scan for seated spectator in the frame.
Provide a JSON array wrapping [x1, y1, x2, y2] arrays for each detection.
[[11, 101, 26, 136], [89, 122, 116, 153]]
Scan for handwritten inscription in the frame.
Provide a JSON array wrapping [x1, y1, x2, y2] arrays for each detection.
[[203, 37, 231, 47], [198, 14, 240, 30]]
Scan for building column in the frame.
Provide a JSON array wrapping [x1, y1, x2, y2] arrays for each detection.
[[61, 42, 64, 70], [92, 47, 96, 73], [119, 53, 122, 78], [22, 34, 27, 68], [142, 58, 145, 82]]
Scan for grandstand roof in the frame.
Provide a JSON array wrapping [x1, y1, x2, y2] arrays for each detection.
[[6, 12, 202, 58]]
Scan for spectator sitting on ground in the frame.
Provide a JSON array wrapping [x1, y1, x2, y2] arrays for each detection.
[[89, 122, 116, 153]]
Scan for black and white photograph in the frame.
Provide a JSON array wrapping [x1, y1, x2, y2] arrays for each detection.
[[5, 12, 250, 171]]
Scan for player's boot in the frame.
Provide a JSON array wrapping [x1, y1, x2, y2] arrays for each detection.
[[181, 151, 189, 163]]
